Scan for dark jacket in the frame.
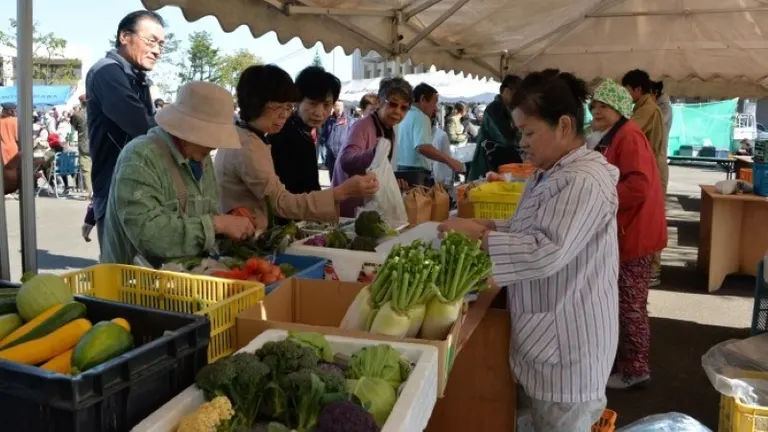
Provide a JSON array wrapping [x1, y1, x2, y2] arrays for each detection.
[[270, 114, 321, 195], [467, 96, 521, 181], [86, 49, 156, 198], [70, 108, 88, 155]]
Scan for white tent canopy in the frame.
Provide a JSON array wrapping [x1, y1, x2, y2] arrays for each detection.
[[144, 0, 768, 98], [340, 71, 500, 103]]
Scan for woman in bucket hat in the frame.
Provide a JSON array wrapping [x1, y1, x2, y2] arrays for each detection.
[[100, 81, 256, 265], [589, 78, 667, 390]]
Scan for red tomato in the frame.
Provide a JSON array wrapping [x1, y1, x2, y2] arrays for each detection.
[[244, 258, 260, 274], [255, 259, 271, 275]]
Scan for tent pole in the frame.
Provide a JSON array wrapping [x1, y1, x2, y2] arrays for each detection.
[[0, 159, 9, 281], [17, 0, 38, 275]]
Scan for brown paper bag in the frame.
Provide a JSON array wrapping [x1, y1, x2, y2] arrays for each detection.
[[404, 186, 433, 226], [430, 183, 450, 222], [457, 183, 474, 218]]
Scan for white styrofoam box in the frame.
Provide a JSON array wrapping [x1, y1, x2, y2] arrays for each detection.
[[133, 329, 439, 432], [287, 237, 387, 281]]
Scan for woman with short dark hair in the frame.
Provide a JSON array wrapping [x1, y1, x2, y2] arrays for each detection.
[[214, 64, 379, 230], [331, 77, 413, 217]]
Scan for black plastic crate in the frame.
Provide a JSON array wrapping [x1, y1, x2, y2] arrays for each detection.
[[751, 260, 768, 335], [0, 295, 210, 432]]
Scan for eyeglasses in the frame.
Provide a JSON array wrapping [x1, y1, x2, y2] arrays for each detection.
[[265, 103, 295, 115], [385, 100, 410, 112], [134, 34, 165, 50]]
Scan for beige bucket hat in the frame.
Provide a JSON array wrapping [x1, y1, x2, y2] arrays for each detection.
[[155, 81, 240, 149]]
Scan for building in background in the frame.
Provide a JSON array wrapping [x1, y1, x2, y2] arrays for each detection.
[[352, 50, 431, 79], [0, 45, 91, 88]]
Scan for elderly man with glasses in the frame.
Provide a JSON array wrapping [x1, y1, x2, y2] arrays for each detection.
[[85, 9, 165, 257]]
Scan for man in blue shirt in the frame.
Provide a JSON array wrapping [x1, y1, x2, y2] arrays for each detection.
[[86, 10, 165, 252], [396, 83, 464, 185]]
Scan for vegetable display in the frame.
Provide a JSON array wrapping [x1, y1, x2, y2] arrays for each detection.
[[354, 211, 398, 240], [0, 274, 135, 375], [189, 332, 412, 431], [341, 233, 492, 340], [164, 256, 296, 286], [302, 211, 401, 253]]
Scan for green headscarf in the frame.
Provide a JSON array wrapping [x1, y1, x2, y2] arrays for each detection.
[[592, 78, 634, 119]]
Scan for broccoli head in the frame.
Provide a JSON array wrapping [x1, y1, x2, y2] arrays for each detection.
[[350, 236, 378, 252], [279, 370, 327, 432], [316, 400, 381, 432], [313, 364, 347, 394], [194, 353, 270, 428], [254, 340, 320, 377], [354, 211, 396, 239]]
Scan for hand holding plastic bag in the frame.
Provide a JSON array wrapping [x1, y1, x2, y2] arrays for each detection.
[[358, 138, 408, 224]]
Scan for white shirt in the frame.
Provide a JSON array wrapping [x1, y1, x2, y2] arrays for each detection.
[[431, 126, 453, 186], [487, 146, 620, 403]]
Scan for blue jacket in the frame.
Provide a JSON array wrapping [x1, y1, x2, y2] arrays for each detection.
[[85, 50, 156, 198]]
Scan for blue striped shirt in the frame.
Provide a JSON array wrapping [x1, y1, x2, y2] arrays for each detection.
[[487, 146, 620, 403]]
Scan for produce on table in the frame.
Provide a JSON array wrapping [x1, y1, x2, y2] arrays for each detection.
[[0, 302, 87, 349], [421, 232, 492, 340], [164, 256, 294, 286], [191, 333, 404, 431], [0, 318, 92, 365], [15, 273, 74, 321], [256, 222, 306, 255], [0, 313, 22, 340], [43, 318, 130, 375], [341, 234, 492, 340], [354, 211, 398, 240], [177, 396, 236, 432], [327, 230, 351, 249], [349, 236, 378, 252], [70, 320, 134, 374], [316, 400, 381, 432]]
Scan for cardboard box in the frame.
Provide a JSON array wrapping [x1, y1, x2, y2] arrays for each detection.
[[236, 278, 463, 397]]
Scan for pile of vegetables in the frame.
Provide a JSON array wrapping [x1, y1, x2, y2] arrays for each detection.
[[163, 257, 297, 285], [303, 211, 398, 253], [180, 332, 411, 432], [0, 274, 134, 375], [341, 232, 492, 340]]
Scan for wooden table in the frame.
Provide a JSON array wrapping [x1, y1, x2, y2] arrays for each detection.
[[669, 156, 735, 179], [698, 185, 768, 291]]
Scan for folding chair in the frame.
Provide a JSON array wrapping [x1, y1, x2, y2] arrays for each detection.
[[39, 152, 79, 198]]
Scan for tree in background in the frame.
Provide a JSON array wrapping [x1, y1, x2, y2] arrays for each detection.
[[177, 31, 221, 84], [218, 49, 262, 93], [311, 49, 324, 69], [1, 19, 79, 86]]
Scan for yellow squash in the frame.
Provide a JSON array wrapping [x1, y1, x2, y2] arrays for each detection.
[[111, 318, 130, 332], [0, 304, 63, 347], [40, 349, 74, 374], [0, 319, 92, 365]]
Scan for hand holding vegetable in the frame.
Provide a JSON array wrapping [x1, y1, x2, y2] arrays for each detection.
[[437, 217, 488, 241]]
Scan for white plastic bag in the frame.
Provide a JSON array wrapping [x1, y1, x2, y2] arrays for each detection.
[[359, 138, 408, 223], [702, 333, 768, 406], [617, 413, 711, 431]]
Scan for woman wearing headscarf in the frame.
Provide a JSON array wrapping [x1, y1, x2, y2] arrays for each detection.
[[589, 79, 668, 390], [332, 77, 413, 217], [215, 65, 379, 230]]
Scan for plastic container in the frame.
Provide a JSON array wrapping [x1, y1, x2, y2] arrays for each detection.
[[593, 409, 618, 431], [753, 162, 768, 197], [62, 264, 264, 362], [267, 254, 327, 294], [499, 162, 536, 181], [751, 258, 768, 335], [469, 181, 525, 219], [0, 296, 209, 432], [718, 371, 768, 432], [133, 329, 440, 432]]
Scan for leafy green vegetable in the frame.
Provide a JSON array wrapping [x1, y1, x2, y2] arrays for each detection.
[[354, 211, 397, 239], [346, 345, 410, 390], [194, 353, 271, 428], [254, 339, 321, 420], [287, 331, 334, 362], [280, 370, 327, 431], [326, 229, 350, 249], [350, 236, 378, 252], [346, 377, 396, 427], [256, 221, 306, 254]]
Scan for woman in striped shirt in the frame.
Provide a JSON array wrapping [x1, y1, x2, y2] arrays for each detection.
[[439, 69, 620, 431]]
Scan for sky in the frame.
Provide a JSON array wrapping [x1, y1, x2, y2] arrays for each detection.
[[0, 0, 354, 84]]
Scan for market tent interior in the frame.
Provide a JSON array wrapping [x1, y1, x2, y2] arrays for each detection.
[[340, 71, 500, 104], [143, 0, 768, 98], [0, 85, 72, 107]]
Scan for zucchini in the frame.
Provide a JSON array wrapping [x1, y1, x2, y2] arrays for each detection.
[[0, 302, 87, 350], [0, 319, 92, 365], [0, 314, 22, 340], [0, 298, 17, 315], [71, 321, 133, 374]]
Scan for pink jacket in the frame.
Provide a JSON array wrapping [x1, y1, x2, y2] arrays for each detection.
[[332, 115, 397, 217]]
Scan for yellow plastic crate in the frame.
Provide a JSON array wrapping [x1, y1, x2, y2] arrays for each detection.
[[62, 264, 265, 362], [718, 371, 768, 431], [468, 181, 525, 220]]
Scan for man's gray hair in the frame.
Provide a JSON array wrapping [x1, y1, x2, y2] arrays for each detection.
[[378, 77, 414, 103]]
